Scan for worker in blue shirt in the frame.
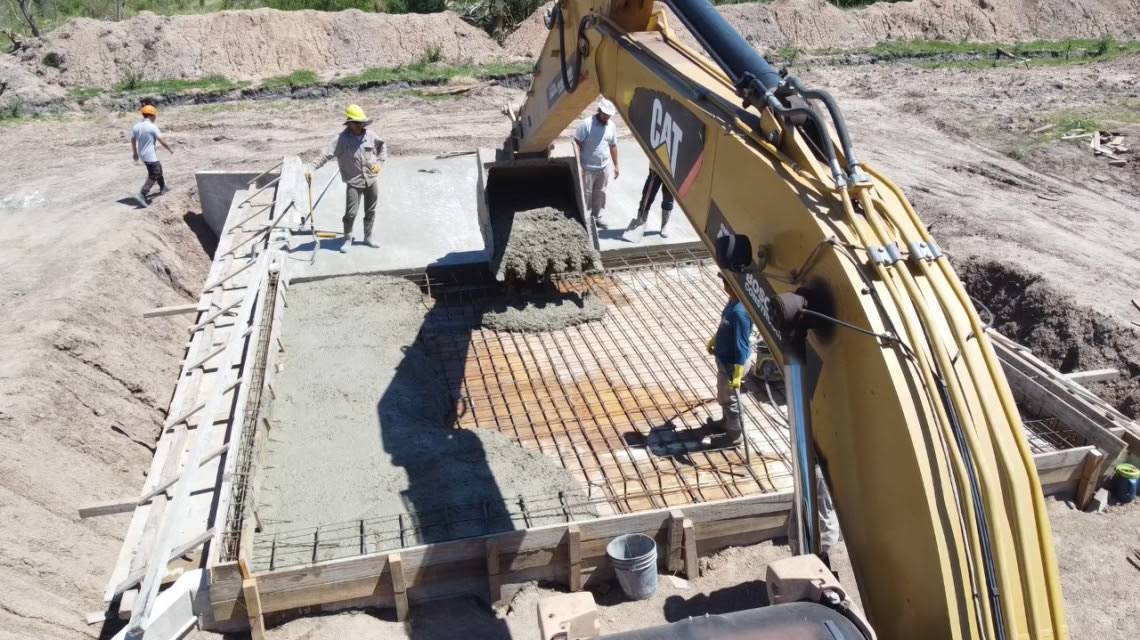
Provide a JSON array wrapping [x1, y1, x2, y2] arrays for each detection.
[[706, 275, 753, 443]]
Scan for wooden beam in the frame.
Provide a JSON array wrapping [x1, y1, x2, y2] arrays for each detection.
[[111, 528, 217, 597], [1123, 429, 1140, 456], [143, 303, 199, 319], [682, 518, 698, 580], [79, 498, 137, 519], [1062, 369, 1120, 384], [1076, 449, 1106, 510], [666, 509, 684, 573], [243, 577, 266, 640], [389, 554, 408, 622], [567, 525, 582, 592]]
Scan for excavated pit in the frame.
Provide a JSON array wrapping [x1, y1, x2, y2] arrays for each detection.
[[960, 258, 1140, 417]]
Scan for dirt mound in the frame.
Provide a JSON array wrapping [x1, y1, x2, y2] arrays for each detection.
[[19, 8, 507, 89], [960, 258, 1140, 417], [509, 0, 1140, 58], [0, 56, 66, 114]]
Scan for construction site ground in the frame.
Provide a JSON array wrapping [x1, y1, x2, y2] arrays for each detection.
[[2, 15, 1139, 640]]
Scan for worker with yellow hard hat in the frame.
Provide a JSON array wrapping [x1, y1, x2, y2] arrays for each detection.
[[306, 104, 388, 253], [130, 104, 174, 208]]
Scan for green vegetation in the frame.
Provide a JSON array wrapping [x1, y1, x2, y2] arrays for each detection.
[[114, 73, 247, 95], [68, 87, 104, 103], [41, 52, 63, 68], [261, 69, 319, 90], [334, 59, 529, 87], [868, 36, 1140, 70], [1053, 112, 1101, 134]]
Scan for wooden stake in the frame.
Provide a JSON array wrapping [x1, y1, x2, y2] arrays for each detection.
[[389, 553, 408, 622], [567, 524, 582, 592], [1076, 449, 1105, 510], [143, 303, 199, 319], [485, 539, 502, 605], [242, 577, 266, 640], [682, 518, 698, 580], [667, 509, 684, 573]]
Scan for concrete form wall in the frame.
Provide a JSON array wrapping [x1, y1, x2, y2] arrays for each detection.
[[195, 171, 274, 236]]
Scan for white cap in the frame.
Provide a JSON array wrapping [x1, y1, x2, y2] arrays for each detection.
[[598, 98, 617, 116]]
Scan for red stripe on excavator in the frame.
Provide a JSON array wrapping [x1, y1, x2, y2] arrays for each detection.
[[678, 153, 703, 198]]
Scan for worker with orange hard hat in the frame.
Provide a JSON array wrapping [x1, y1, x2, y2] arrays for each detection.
[[306, 104, 388, 253], [130, 104, 174, 208]]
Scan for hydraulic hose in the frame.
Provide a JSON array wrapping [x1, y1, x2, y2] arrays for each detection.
[[863, 166, 1069, 637], [784, 77, 866, 181]]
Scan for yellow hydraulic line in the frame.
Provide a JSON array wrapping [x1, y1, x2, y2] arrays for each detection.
[[836, 188, 988, 639], [867, 190, 1056, 635], [864, 165, 1069, 638]]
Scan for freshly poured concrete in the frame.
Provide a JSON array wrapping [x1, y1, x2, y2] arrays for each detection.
[[287, 140, 700, 280], [253, 275, 589, 568]]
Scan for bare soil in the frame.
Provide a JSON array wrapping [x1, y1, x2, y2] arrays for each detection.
[[15, 8, 509, 90], [0, 12, 1138, 640]]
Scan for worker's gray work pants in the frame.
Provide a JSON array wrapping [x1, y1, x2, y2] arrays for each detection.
[[344, 181, 379, 238], [582, 168, 609, 223], [715, 362, 742, 438], [788, 466, 842, 557]]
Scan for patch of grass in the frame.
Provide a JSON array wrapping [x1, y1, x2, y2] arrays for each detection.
[[115, 73, 248, 96], [334, 60, 530, 88], [119, 68, 145, 92], [41, 52, 63, 68], [897, 36, 1140, 70], [1053, 112, 1101, 133], [422, 44, 443, 64], [68, 87, 103, 103], [260, 70, 319, 90], [408, 89, 465, 102]]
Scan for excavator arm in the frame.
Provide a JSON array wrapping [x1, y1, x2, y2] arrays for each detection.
[[506, 2, 1069, 639]]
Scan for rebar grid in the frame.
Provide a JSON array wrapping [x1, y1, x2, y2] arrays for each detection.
[[1022, 417, 1087, 454]]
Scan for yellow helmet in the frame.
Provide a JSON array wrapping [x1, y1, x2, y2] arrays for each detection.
[[344, 104, 369, 124]]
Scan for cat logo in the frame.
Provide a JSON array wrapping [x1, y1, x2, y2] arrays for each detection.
[[628, 89, 705, 197], [650, 98, 684, 177]]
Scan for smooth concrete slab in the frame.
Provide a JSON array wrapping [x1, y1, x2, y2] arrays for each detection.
[[287, 139, 703, 280], [288, 153, 487, 280], [552, 139, 702, 252]]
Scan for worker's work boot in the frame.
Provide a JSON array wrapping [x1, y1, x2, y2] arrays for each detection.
[[136, 191, 149, 208], [340, 221, 353, 254], [723, 413, 743, 444], [362, 221, 379, 248], [660, 209, 671, 238], [705, 416, 726, 434], [594, 217, 608, 230]]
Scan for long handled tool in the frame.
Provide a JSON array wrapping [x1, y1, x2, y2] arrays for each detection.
[[305, 172, 339, 264]]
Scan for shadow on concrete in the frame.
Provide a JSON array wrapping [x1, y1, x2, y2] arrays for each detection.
[[183, 211, 219, 259], [116, 195, 146, 209], [660, 579, 770, 622]]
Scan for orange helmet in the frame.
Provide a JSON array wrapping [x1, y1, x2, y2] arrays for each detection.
[[140, 105, 157, 117]]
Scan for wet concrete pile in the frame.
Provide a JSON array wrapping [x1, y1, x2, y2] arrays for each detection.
[[491, 207, 600, 282], [481, 290, 607, 333]]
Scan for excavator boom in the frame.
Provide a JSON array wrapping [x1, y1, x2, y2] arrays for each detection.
[[505, 2, 1070, 639]]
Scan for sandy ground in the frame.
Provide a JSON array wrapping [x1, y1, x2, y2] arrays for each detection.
[[0, 49, 1138, 639]]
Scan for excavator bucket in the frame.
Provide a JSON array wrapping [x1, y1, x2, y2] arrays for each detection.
[[476, 148, 600, 281]]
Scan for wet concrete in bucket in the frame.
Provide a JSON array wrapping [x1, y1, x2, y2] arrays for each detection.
[[481, 290, 607, 333], [490, 207, 601, 282]]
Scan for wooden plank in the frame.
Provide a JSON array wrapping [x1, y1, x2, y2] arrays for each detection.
[[111, 528, 217, 597], [143, 303, 199, 319], [1122, 429, 1140, 456], [1062, 369, 1120, 384], [243, 577, 266, 640], [666, 509, 684, 573], [1077, 449, 1106, 509], [1032, 446, 1096, 472], [995, 339, 1126, 460], [79, 498, 137, 519], [682, 518, 698, 579], [567, 525, 582, 592], [389, 554, 408, 622]]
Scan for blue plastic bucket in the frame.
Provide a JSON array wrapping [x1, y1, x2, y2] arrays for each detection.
[[1112, 463, 1139, 503], [606, 533, 658, 600]]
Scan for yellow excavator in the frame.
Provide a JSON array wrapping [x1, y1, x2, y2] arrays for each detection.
[[493, 1, 1070, 638]]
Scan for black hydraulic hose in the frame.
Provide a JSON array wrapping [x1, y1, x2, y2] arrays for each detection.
[[661, 0, 782, 95], [785, 77, 865, 179], [554, 5, 579, 94]]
